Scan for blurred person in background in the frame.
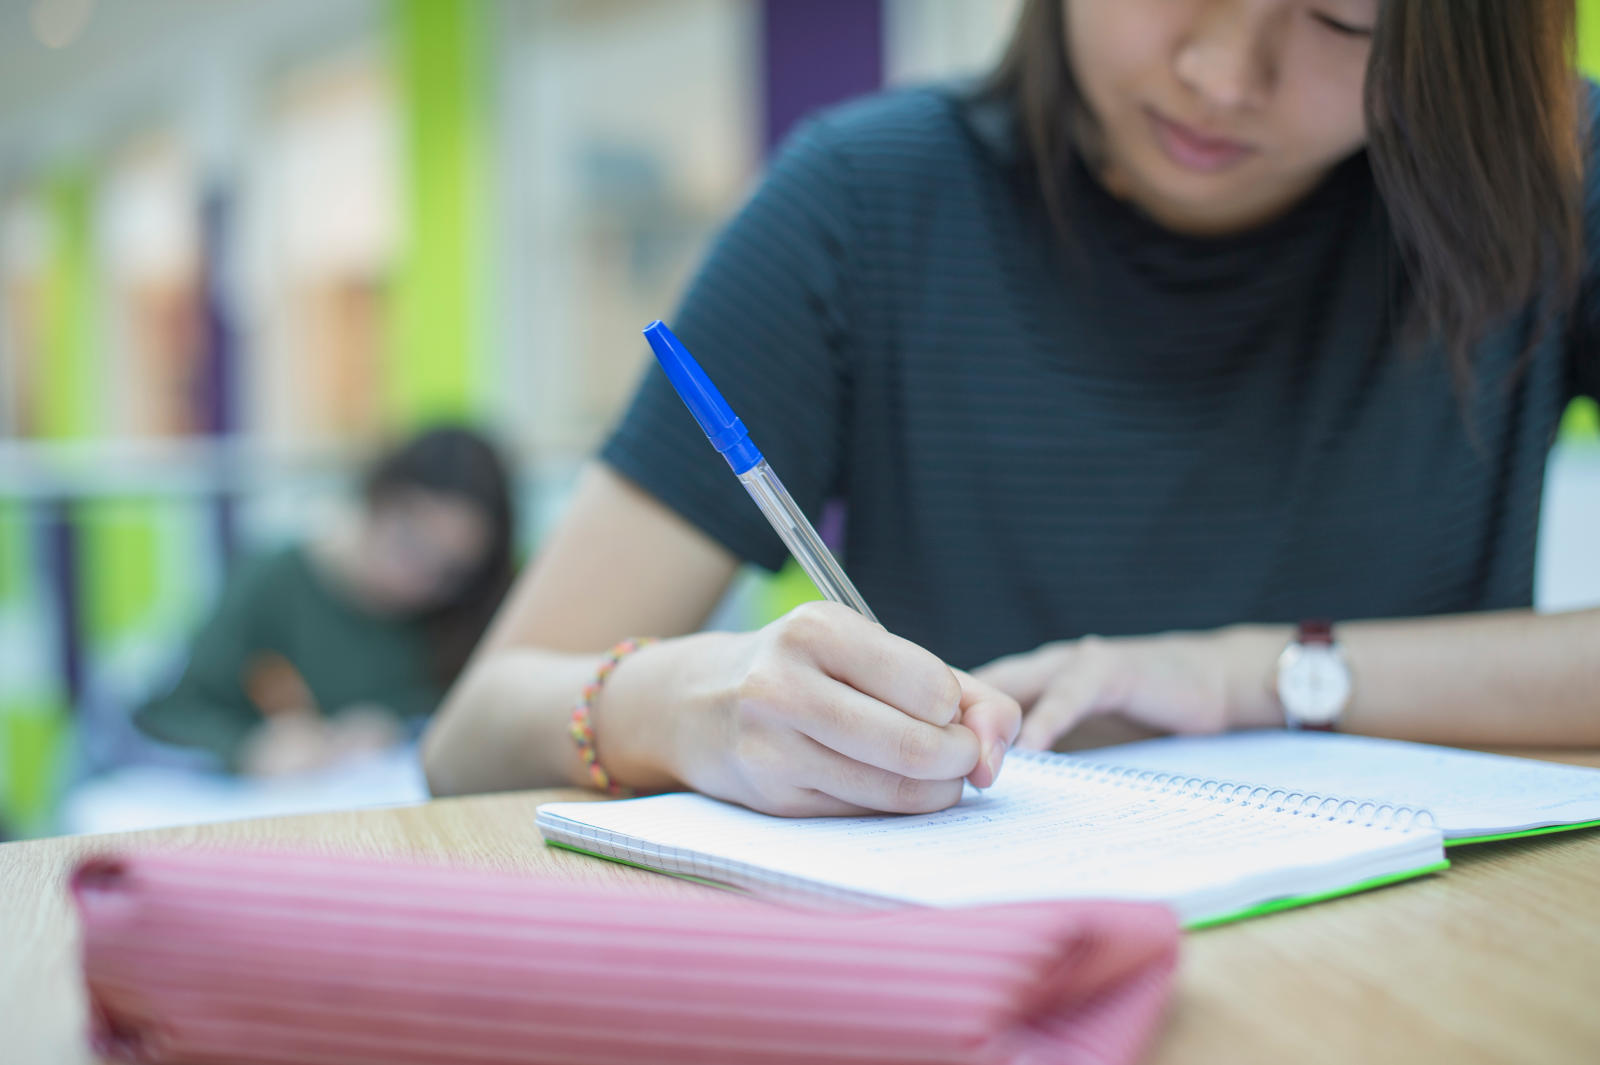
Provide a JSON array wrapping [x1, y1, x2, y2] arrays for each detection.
[[426, 0, 1600, 814], [137, 426, 515, 776]]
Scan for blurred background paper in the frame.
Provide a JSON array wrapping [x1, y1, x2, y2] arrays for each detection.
[[57, 744, 427, 835]]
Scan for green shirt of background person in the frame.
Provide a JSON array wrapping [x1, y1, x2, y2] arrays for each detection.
[[136, 427, 515, 775]]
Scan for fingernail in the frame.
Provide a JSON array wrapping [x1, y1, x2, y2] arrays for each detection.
[[986, 740, 1008, 783]]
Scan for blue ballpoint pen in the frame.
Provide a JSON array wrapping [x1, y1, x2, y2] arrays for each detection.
[[642, 320, 880, 625]]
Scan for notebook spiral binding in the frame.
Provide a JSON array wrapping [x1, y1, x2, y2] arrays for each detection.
[[1011, 751, 1436, 832]]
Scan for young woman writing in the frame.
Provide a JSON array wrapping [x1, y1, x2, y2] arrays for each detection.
[[425, 0, 1600, 814]]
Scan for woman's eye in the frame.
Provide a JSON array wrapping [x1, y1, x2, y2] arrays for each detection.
[[1312, 12, 1374, 38]]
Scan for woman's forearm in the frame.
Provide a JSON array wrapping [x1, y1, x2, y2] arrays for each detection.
[[1228, 608, 1600, 746], [422, 648, 600, 796], [421, 635, 729, 797]]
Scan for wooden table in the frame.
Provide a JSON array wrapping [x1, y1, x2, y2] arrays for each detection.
[[5, 754, 1600, 1065]]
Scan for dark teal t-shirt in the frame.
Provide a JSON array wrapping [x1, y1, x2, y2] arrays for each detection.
[[602, 85, 1600, 669]]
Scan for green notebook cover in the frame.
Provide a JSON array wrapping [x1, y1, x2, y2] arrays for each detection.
[[1183, 860, 1450, 930], [1445, 818, 1600, 847]]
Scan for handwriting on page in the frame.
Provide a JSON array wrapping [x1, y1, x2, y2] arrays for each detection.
[[574, 758, 1428, 907]]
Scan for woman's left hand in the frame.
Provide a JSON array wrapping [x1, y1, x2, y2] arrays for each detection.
[[971, 628, 1284, 752]]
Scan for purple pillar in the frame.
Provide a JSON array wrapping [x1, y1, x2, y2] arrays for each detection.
[[45, 503, 83, 708], [198, 187, 239, 565], [761, 0, 884, 154], [197, 189, 235, 439]]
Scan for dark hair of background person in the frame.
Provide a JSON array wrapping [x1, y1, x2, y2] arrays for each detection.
[[984, 0, 1585, 383], [364, 426, 517, 689]]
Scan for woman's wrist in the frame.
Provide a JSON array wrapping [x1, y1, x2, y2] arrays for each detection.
[[590, 631, 738, 794], [1217, 624, 1293, 730]]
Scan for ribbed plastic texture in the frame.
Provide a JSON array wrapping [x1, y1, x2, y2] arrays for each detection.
[[72, 848, 1179, 1065]]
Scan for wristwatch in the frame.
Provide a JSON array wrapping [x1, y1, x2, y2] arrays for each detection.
[[1276, 620, 1352, 731]]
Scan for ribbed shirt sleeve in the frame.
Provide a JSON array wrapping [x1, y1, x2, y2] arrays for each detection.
[[601, 116, 858, 571]]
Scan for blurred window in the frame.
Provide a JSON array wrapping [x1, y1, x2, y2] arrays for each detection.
[[99, 129, 203, 437], [249, 45, 399, 444]]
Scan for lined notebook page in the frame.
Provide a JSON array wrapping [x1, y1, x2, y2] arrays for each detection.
[[538, 752, 1441, 918], [1066, 732, 1600, 838]]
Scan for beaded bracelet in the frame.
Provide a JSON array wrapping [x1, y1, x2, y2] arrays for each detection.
[[569, 637, 657, 796]]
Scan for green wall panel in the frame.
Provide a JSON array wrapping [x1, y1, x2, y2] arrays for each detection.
[[388, 0, 488, 427], [38, 170, 97, 439]]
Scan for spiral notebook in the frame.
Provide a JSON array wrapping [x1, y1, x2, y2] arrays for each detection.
[[537, 747, 1449, 928], [1062, 730, 1600, 845]]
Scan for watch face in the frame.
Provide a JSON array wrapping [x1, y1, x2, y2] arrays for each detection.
[[1278, 645, 1351, 725]]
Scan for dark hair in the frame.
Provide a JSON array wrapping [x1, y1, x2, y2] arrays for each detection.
[[985, 0, 1585, 381], [364, 425, 516, 689]]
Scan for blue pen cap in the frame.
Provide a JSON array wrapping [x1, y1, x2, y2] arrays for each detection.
[[642, 320, 764, 474]]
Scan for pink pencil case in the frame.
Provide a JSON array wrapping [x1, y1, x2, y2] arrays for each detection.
[[72, 849, 1179, 1065]]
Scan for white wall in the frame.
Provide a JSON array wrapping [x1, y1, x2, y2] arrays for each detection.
[[1538, 445, 1600, 611]]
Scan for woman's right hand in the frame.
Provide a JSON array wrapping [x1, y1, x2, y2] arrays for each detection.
[[425, 466, 1018, 809], [610, 602, 1020, 817]]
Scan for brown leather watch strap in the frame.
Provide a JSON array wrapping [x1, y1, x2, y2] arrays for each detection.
[[1298, 619, 1334, 646]]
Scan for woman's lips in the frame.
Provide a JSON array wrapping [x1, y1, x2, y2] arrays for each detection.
[[1146, 107, 1256, 173]]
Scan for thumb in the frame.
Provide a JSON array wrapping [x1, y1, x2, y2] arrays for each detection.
[[970, 645, 1065, 709], [1014, 658, 1115, 752], [952, 670, 1021, 788]]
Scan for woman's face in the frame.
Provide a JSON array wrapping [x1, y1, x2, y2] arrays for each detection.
[[1066, 0, 1377, 236], [361, 488, 493, 613]]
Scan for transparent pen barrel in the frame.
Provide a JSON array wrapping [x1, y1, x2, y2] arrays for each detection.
[[737, 460, 879, 624]]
